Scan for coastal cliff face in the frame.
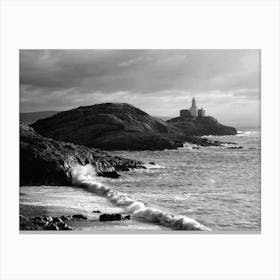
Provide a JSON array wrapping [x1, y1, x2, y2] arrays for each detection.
[[20, 124, 145, 186], [167, 116, 237, 136], [31, 103, 186, 151]]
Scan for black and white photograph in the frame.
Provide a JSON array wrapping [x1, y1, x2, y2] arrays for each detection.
[[19, 49, 261, 232], [1, 1, 280, 279]]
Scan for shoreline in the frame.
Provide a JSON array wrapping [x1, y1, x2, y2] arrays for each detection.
[[19, 203, 166, 231], [20, 204, 102, 231]]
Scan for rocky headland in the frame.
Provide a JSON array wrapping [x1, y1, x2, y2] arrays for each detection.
[[167, 116, 237, 136], [31, 103, 237, 151], [20, 123, 145, 186]]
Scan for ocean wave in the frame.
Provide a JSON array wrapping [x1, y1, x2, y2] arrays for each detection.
[[70, 164, 210, 231], [144, 163, 165, 169], [237, 130, 260, 137], [178, 143, 199, 150]]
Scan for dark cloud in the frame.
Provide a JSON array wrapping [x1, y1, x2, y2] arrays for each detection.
[[20, 49, 260, 127]]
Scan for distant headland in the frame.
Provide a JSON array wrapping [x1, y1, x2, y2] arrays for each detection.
[[167, 97, 237, 137], [29, 101, 237, 151]]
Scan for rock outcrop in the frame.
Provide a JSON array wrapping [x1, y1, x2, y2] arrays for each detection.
[[30, 103, 237, 151], [167, 116, 237, 136], [99, 213, 131, 222], [184, 136, 236, 147], [20, 123, 145, 186], [20, 215, 72, 231], [31, 103, 186, 151]]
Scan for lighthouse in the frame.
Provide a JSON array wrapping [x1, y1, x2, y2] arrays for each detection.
[[179, 97, 205, 119], [189, 97, 198, 117]]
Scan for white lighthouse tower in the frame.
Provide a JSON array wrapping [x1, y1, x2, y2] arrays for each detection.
[[189, 97, 198, 117]]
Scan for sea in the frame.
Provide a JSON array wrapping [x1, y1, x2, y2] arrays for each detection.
[[20, 128, 261, 232]]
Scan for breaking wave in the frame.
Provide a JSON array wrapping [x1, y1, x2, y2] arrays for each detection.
[[144, 163, 165, 169], [70, 164, 210, 231], [237, 130, 260, 137]]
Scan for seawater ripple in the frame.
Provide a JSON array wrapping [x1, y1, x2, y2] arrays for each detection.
[[70, 164, 210, 231]]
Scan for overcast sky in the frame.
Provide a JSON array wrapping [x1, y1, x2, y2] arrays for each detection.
[[20, 49, 260, 127]]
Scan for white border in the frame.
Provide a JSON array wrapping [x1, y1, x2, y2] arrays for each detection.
[[1, 1, 280, 280]]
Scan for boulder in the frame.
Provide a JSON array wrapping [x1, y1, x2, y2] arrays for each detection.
[[52, 217, 63, 223], [71, 214, 87, 220], [99, 213, 122, 222], [44, 223, 59, 231]]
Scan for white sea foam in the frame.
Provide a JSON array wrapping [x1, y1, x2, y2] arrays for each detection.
[[236, 130, 260, 137], [178, 142, 199, 150], [144, 163, 165, 169], [70, 164, 210, 231]]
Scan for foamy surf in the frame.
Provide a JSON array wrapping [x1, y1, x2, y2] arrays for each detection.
[[236, 130, 260, 137], [144, 163, 165, 169], [69, 164, 210, 231]]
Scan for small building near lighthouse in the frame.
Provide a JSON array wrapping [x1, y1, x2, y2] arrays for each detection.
[[198, 108, 205, 117], [179, 97, 206, 119]]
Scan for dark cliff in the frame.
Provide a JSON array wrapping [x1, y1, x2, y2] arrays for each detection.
[[20, 124, 145, 186], [31, 103, 185, 151]]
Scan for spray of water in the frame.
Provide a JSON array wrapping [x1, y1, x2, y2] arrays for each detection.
[[70, 164, 210, 231]]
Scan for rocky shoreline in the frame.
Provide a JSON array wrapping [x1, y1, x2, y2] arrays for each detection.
[[20, 103, 240, 187], [20, 121, 241, 186], [19, 204, 132, 231], [20, 123, 146, 186]]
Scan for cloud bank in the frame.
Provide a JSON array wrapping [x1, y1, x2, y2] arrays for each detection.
[[20, 49, 260, 127]]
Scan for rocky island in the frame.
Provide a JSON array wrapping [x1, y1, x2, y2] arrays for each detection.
[[31, 102, 236, 151], [167, 116, 237, 136]]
